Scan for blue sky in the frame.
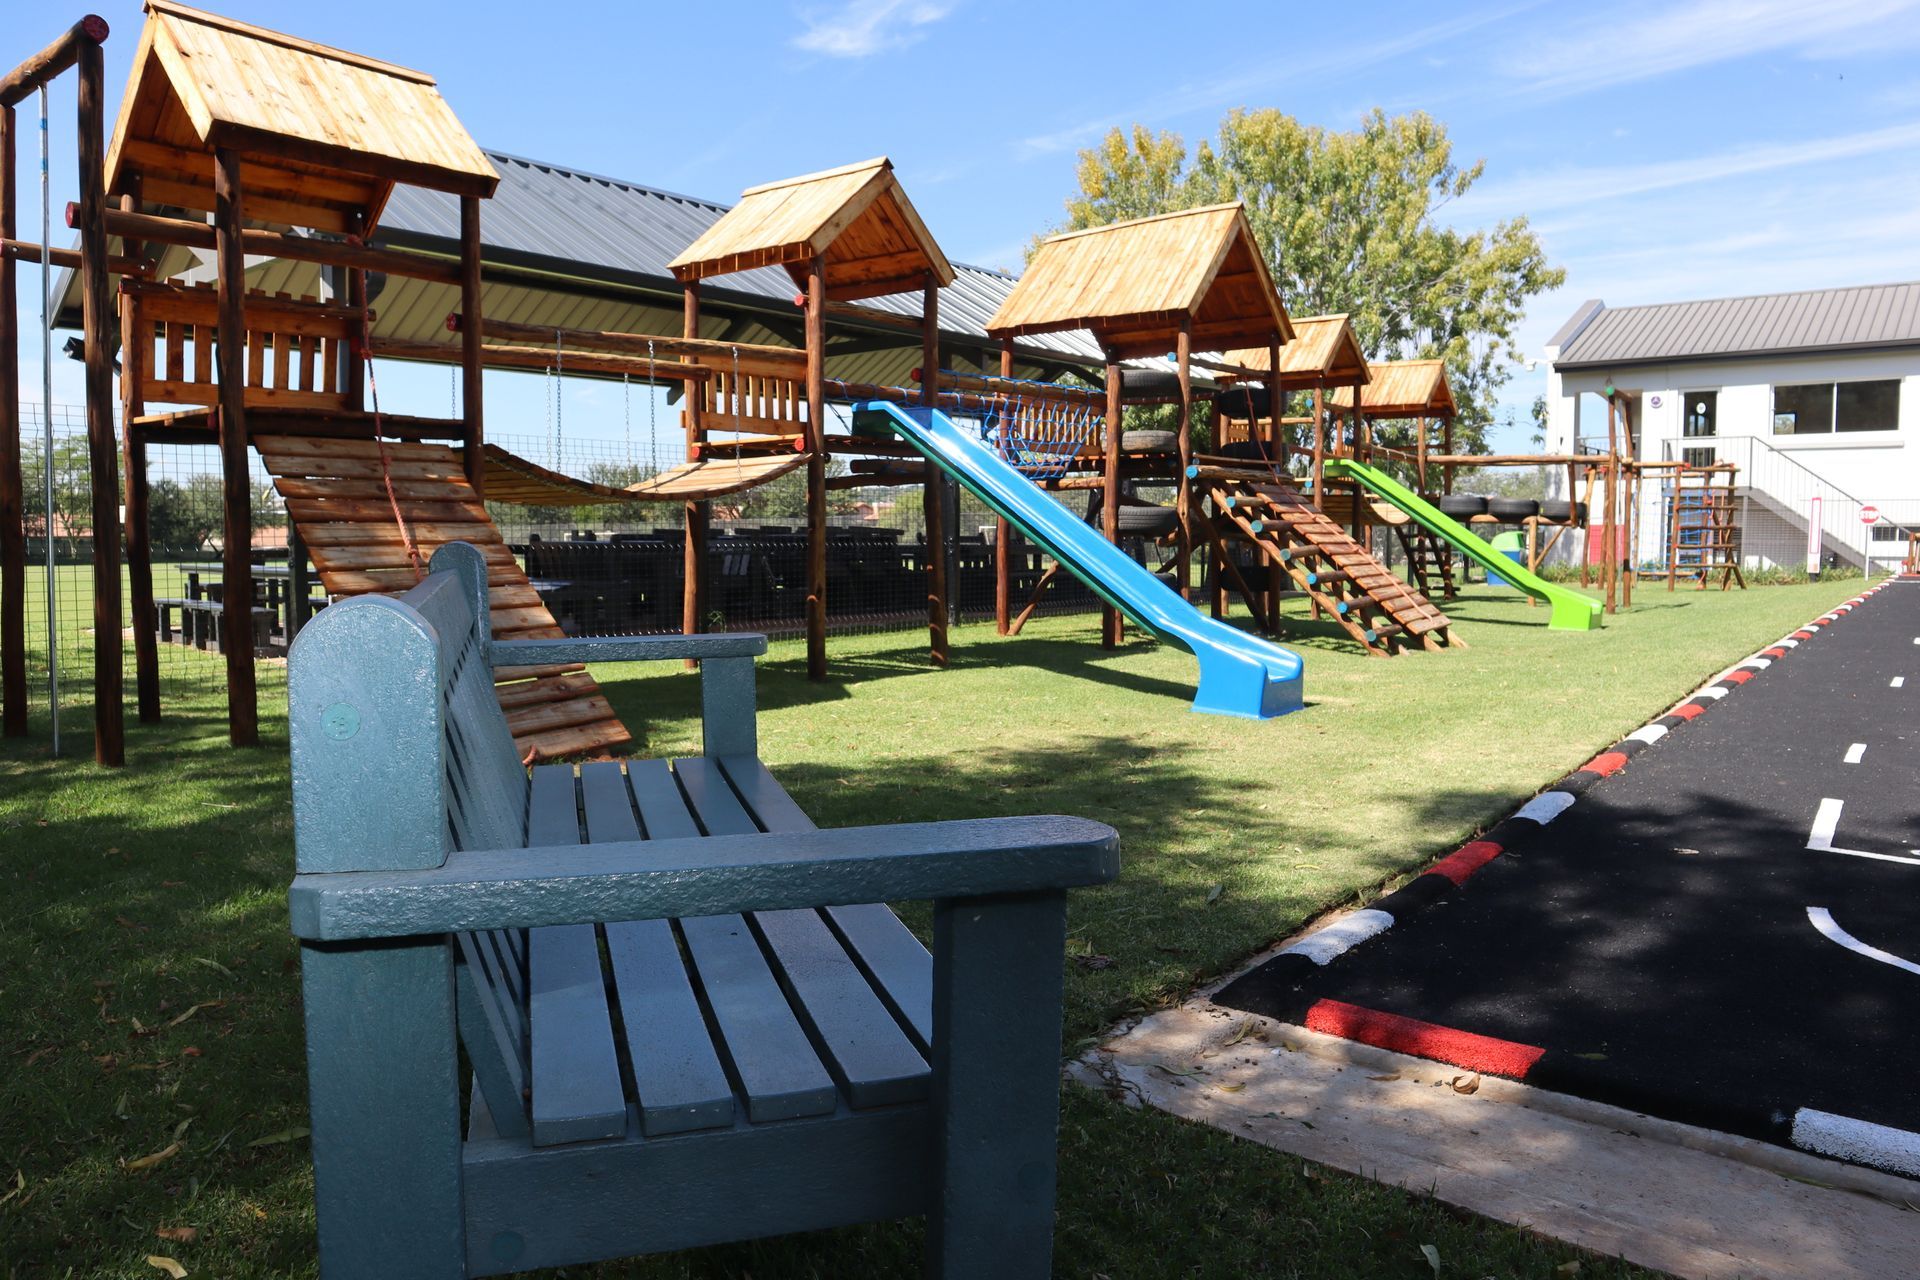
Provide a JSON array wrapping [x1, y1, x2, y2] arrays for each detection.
[[16, 0, 1920, 455]]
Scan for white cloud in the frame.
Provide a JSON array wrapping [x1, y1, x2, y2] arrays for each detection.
[[1455, 120, 1920, 218], [1018, 3, 1537, 157], [1504, 0, 1920, 99], [792, 0, 953, 58]]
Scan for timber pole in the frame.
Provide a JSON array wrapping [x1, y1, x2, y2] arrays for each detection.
[[1265, 340, 1283, 634], [994, 338, 1012, 635], [921, 272, 948, 667], [213, 148, 257, 746], [77, 34, 121, 764], [0, 104, 23, 737], [0, 16, 109, 107], [681, 281, 706, 666], [458, 195, 484, 496], [120, 190, 159, 723], [805, 255, 827, 681], [1174, 320, 1193, 602], [1101, 360, 1122, 648]]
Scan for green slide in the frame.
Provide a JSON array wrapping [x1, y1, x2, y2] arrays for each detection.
[[1322, 456, 1602, 631]]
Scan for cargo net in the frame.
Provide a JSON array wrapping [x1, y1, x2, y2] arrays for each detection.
[[939, 374, 1103, 481]]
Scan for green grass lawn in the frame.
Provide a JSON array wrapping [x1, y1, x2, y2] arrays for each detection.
[[0, 578, 1866, 1278]]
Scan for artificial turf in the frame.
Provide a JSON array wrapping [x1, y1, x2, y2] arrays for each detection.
[[0, 578, 1867, 1277]]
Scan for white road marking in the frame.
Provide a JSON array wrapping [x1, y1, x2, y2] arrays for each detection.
[[1845, 743, 1867, 764], [1283, 909, 1395, 965], [1694, 686, 1731, 701], [1516, 791, 1578, 824], [1626, 724, 1669, 746], [1792, 1108, 1920, 1178], [1807, 798, 1920, 867], [1894, 677, 1907, 688], [1807, 907, 1920, 977]]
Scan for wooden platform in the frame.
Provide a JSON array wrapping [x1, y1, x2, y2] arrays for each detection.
[[1206, 477, 1456, 656], [482, 445, 806, 508], [256, 435, 632, 760]]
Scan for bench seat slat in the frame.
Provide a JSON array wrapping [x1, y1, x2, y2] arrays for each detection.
[[677, 759, 929, 1111], [526, 766, 627, 1146], [627, 763, 836, 1123], [579, 763, 735, 1137], [719, 756, 935, 1054]]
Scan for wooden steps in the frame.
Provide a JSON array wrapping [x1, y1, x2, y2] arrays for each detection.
[[1206, 478, 1456, 656], [256, 434, 633, 761]]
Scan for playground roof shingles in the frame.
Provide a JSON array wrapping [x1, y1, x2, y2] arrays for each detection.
[[986, 204, 1292, 357], [108, 0, 497, 230], [1551, 282, 1920, 368], [666, 157, 955, 299], [1221, 315, 1371, 390], [1326, 359, 1455, 417]]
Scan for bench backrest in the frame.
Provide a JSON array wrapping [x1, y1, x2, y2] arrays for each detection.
[[120, 278, 359, 416], [289, 542, 530, 876]]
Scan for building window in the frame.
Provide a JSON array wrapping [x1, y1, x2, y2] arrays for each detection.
[[1682, 390, 1717, 465], [1773, 380, 1900, 435]]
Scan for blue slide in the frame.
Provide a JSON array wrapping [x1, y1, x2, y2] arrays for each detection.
[[856, 401, 1303, 719]]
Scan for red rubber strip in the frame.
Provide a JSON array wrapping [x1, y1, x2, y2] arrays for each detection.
[[1792, 630, 1814, 639], [1762, 647, 1787, 658], [1428, 840, 1503, 885], [1583, 751, 1630, 777], [1725, 669, 1755, 684], [1672, 703, 1705, 720], [1303, 999, 1546, 1078]]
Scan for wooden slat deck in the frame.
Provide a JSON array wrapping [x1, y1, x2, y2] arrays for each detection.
[[256, 433, 631, 760], [1207, 477, 1456, 656]]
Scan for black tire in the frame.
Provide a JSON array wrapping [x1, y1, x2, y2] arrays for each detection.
[[1438, 493, 1488, 519], [1541, 499, 1589, 524], [1119, 368, 1183, 398], [1218, 439, 1281, 465], [1488, 497, 1540, 522], [1120, 429, 1180, 454], [1115, 503, 1179, 537], [1214, 386, 1271, 421]]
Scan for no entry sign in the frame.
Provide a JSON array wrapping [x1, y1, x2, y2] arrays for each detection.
[[1861, 505, 1880, 525]]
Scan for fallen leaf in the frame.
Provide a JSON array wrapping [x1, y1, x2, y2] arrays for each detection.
[[1217, 1082, 1246, 1093], [1449, 1073, 1482, 1095], [145, 1256, 188, 1278], [0, 1171, 25, 1206], [1555, 1262, 1582, 1276], [123, 1142, 182, 1173], [188, 958, 235, 980], [1204, 882, 1225, 905], [245, 1126, 309, 1148], [23, 1045, 54, 1067], [1419, 1242, 1441, 1276], [161, 880, 185, 888], [181, 1047, 203, 1059], [1072, 953, 1116, 971], [156, 1226, 198, 1244], [1150, 1063, 1205, 1079], [167, 1002, 224, 1029], [1368, 1072, 1402, 1082]]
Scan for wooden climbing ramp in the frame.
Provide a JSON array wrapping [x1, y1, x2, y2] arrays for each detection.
[[1201, 468, 1457, 656], [256, 435, 632, 760]]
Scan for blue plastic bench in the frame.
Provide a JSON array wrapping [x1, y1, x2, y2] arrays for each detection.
[[285, 542, 1119, 1278]]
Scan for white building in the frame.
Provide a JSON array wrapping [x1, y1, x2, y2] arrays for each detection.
[[1543, 282, 1920, 573]]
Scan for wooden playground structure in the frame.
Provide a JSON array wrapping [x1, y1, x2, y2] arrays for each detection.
[[0, 3, 1745, 767]]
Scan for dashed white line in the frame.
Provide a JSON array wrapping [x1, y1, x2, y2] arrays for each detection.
[[1807, 907, 1920, 977], [1894, 677, 1907, 688], [1845, 743, 1867, 764]]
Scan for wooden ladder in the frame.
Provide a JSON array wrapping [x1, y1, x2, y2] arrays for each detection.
[[1205, 479, 1458, 656], [1396, 524, 1457, 600]]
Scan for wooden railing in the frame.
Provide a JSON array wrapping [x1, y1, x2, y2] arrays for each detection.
[[122, 279, 353, 412]]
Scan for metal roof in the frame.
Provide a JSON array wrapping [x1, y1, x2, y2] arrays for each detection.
[[375, 150, 1108, 369], [1551, 282, 1920, 369]]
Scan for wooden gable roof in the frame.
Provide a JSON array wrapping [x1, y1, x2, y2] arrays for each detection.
[[985, 203, 1292, 359], [1221, 315, 1369, 391], [106, 1, 498, 234], [1327, 359, 1456, 417], [667, 157, 954, 301]]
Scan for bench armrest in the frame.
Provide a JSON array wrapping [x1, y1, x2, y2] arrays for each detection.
[[289, 815, 1118, 941], [492, 634, 767, 667]]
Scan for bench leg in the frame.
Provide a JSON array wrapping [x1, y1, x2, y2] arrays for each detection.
[[925, 889, 1068, 1280], [302, 938, 466, 1278]]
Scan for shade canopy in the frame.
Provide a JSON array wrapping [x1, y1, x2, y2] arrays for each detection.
[[1220, 315, 1370, 391], [1326, 359, 1456, 417], [105, 0, 498, 233], [668, 157, 953, 302], [985, 204, 1292, 360]]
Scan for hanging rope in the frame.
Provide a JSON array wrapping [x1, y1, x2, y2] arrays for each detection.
[[349, 265, 426, 581]]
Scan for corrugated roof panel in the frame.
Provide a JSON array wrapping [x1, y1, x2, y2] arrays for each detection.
[[1556, 280, 1920, 367]]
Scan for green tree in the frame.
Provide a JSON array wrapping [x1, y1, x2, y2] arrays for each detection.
[[1053, 109, 1565, 451]]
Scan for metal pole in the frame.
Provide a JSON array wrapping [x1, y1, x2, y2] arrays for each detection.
[[38, 86, 55, 755]]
